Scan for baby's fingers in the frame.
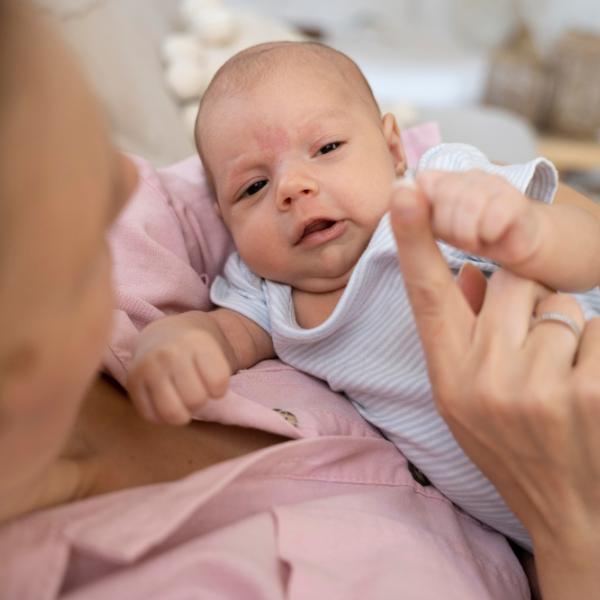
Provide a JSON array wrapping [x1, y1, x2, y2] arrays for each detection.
[[478, 185, 525, 245], [142, 372, 192, 425], [128, 380, 161, 423], [193, 346, 231, 399], [419, 170, 489, 251], [169, 358, 209, 414], [128, 355, 193, 425]]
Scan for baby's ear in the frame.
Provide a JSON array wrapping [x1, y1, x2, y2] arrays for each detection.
[[382, 113, 406, 176]]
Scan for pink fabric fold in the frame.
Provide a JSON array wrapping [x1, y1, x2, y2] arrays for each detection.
[[104, 154, 233, 383], [401, 121, 442, 169]]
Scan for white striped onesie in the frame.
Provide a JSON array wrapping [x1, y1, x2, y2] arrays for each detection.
[[211, 143, 600, 549]]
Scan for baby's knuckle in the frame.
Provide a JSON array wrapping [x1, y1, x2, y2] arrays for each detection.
[[186, 329, 212, 345], [186, 391, 208, 410], [209, 372, 230, 397], [158, 404, 189, 426], [155, 346, 181, 366], [127, 363, 150, 387]]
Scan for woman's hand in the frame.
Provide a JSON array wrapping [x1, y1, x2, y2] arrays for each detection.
[[390, 181, 600, 599]]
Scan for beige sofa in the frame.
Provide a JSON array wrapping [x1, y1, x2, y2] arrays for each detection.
[[39, 0, 195, 165]]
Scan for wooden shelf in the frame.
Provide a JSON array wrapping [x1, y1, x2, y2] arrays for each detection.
[[537, 135, 600, 172]]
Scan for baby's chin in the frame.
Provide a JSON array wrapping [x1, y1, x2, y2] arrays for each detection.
[[287, 263, 357, 293], [253, 260, 353, 293]]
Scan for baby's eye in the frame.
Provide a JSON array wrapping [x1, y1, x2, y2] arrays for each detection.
[[318, 142, 342, 155], [242, 179, 267, 198]]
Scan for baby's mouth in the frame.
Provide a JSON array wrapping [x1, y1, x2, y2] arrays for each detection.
[[299, 219, 337, 242]]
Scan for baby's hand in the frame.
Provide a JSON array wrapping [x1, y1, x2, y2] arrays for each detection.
[[417, 170, 544, 267], [127, 323, 231, 426]]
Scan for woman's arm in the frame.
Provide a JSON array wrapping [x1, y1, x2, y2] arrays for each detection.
[[390, 183, 600, 600]]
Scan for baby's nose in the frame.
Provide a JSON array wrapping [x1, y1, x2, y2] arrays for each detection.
[[277, 173, 319, 208]]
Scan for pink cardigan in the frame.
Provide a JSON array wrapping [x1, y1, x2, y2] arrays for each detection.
[[0, 125, 530, 598]]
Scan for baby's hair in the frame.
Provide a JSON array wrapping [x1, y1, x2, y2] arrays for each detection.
[[194, 41, 380, 198]]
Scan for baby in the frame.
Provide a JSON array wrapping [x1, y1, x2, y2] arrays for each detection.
[[128, 41, 600, 548]]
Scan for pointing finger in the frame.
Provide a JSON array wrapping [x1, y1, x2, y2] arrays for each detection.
[[391, 181, 475, 384]]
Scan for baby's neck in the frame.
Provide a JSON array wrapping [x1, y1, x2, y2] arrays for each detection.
[[292, 285, 346, 329]]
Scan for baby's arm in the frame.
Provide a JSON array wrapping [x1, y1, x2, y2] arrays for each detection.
[[127, 309, 275, 425], [417, 170, 600, 291]]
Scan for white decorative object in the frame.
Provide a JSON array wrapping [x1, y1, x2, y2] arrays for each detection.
[[165, 59, 210, 100], [180, 0, 221, 24], [162, 0, 304, 138], [186, 6, 239, 46], [161, 32, 206, 64]]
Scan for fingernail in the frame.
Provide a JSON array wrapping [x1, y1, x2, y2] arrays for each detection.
[[394, 173, 417, 190]]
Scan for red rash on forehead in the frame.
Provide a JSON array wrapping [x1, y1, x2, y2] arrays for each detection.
[[254, 125, 290, 154]]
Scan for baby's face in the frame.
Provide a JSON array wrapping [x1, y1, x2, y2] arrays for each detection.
[[201, 64, 404, 293]]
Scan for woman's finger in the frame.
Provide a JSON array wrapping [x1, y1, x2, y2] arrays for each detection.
[[575, 317, 600, 375], [475, 269, 550, 348], [572, 318, 600, 481], [391, 182, 475, 384]]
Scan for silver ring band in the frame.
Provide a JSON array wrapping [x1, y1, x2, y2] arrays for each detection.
[[531, 311, 582, 340]]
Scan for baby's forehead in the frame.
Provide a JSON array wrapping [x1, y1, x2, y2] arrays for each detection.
[[200, 44, 377, 124], [196, 43, 379, 185]]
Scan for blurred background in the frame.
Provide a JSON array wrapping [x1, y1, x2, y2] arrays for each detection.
[[38, 0, 600, 198]]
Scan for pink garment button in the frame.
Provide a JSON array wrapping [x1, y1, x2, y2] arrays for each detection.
[[272, 408, 299, 427]]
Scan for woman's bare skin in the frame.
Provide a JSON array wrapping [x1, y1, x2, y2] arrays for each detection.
[[62, 375, 288, 501]]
